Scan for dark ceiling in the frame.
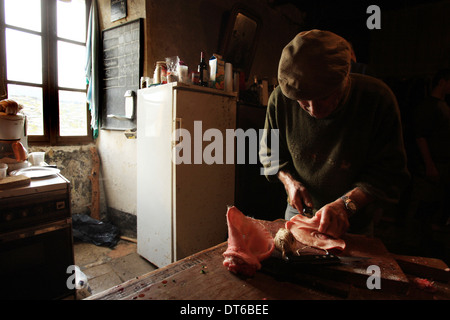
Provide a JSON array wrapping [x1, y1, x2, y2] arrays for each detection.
[[271, 0, 444, 19], [269, 0, 446, 62], [270, 0, 445, 28]]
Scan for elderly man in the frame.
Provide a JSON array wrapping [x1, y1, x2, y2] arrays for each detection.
[[259, 30, 410, 237]]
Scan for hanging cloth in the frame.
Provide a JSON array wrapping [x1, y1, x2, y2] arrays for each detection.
[[85, 0, 100, 139]]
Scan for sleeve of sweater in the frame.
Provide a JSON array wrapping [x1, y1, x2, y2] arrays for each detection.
[[259, 88, 295, 182]]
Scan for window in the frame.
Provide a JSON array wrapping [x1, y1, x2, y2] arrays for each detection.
[[0, 0, 92, 145]]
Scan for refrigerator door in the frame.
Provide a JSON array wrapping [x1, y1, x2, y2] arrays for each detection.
[[173, 87, 236, 261], [137, 85, 174, 267]]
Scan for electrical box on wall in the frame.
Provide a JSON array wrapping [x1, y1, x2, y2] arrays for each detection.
[[124, 90, 134, 119]]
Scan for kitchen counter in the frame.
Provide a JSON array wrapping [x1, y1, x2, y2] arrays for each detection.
[[88, 219, 449, 301], [0, 172, 69, 198]]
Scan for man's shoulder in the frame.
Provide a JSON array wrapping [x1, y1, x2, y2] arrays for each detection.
[[350, 73, 389, 90], [271, 85, 287, 99], [350, 73, 396, 101]]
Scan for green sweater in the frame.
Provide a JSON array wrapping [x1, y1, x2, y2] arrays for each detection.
[[260, 73, 410, 212]]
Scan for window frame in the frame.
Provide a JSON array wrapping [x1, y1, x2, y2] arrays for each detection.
[[0, 0, 93, 146]]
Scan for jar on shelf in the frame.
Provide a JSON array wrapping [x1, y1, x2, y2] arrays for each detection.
[[153, 61, 167, 84]]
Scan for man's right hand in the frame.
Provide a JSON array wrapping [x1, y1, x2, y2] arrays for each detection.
[[277, 170, 313, 214]]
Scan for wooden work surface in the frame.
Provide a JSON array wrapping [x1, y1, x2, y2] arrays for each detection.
[[89, 219, 450, 300], [0, 174, 30, 190]]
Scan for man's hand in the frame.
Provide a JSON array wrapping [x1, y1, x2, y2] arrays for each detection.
[[314, 199, 350, 238], [277, 170, 313, 214], [315, 188, 374, 238]]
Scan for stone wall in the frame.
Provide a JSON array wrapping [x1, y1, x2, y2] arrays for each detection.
[[29, 144, 107, 217]]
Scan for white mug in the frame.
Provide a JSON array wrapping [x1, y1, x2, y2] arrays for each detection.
[[28, 152, 45, 166]]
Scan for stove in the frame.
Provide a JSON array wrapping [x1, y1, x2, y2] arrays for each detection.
[[0, 174, 75, 299]]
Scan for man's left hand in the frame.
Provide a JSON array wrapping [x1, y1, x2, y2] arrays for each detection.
[[314, 199, 350, 238]]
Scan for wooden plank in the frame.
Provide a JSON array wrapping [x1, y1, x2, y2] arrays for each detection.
[[392, 254, 450, 283], [88, 146, 100, 220], [89, 242, 339, 300], [0, 173, 68, 198], [0, 174, 30, 190]]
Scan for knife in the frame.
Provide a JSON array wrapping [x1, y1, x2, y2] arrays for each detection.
[[302, 206, 314, 218], [282, 253, 370, 266]]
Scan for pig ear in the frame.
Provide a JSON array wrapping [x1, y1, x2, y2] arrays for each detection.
[[223, 206, 275, 275], [226, 206, 274, 258], [286, 214, 346, 251]]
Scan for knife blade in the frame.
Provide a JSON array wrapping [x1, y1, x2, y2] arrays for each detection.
[[283, 253, 370, 266], [302, 206, 314, 218]]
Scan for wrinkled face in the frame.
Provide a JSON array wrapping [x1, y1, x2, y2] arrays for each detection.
[[297, 78, 349, 119]]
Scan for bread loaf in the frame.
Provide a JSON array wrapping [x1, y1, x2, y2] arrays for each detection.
[[0, 99, 23, 115]]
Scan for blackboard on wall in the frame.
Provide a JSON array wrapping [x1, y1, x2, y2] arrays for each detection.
[[101, 19, 142, 130]]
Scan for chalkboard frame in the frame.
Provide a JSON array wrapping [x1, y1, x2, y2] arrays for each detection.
[[101, 18, 143, 131]]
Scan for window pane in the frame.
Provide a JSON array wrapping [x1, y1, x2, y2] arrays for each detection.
[[7, 84, 44, 136], [58, 41, 86, 89], [6, 29, 42, 84], [59, 90, 87, 136], [4, 0, 41, 32], [57, 0, 86, 42]]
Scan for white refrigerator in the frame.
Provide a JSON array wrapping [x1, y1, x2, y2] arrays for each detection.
[[136, 82, 236, 267]]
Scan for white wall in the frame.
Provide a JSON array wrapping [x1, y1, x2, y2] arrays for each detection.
[[97, 130, 137, 214]]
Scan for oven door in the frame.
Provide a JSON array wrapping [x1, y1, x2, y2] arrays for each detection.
[[0, 220, 75, 300]]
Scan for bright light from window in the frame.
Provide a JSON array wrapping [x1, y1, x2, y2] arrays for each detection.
[[59, 90, 88, 136], [7, 84, 44, 136], [58, 41, 86, 89], [57, 0, 87, 42], [5, 0, 41, 32], [6, 29, 42, 84]]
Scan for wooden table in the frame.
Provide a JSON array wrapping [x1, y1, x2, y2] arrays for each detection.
[[89, 220, 450, 301]]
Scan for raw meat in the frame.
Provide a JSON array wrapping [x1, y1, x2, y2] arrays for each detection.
[[285, 214, 346, 251], [223, 206, 275, 277], [412, 277, 437, 293]]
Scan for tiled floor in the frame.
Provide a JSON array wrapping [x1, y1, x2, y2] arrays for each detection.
[[73, 239, 157, 299]]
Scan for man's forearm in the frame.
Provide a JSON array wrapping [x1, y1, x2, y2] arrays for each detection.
[[277, 169, 296, 187]]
